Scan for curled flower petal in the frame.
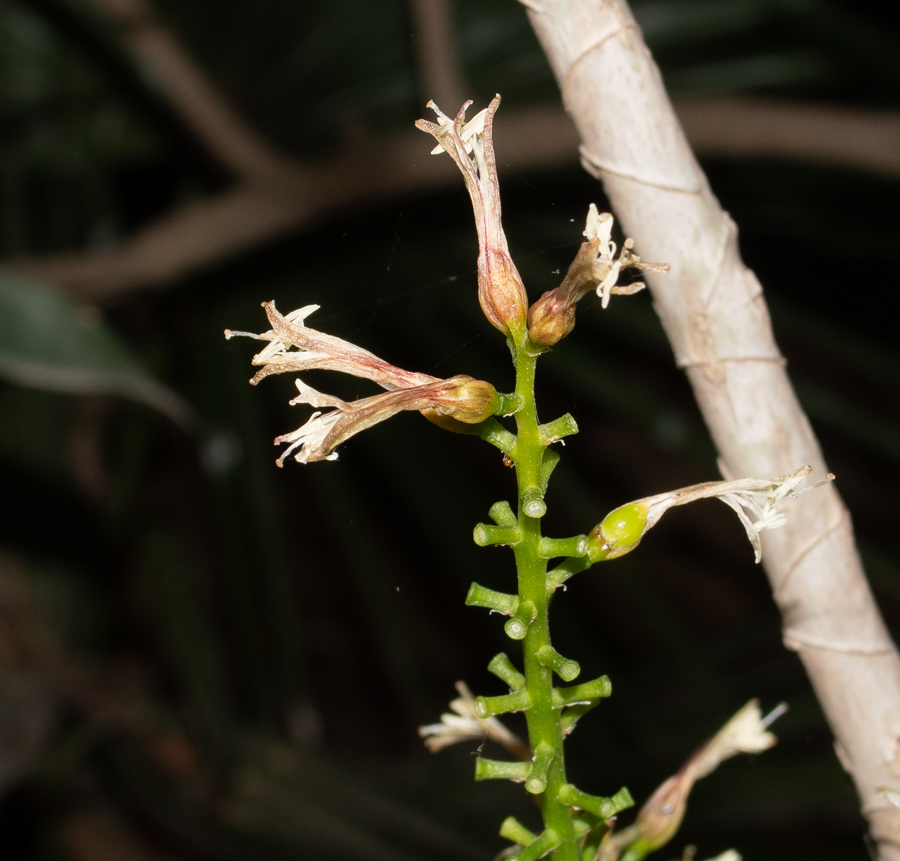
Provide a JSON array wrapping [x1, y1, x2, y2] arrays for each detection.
[[418, 682, 529, 759], [417, 97, 528, 335], [527, 206, 668, 346]]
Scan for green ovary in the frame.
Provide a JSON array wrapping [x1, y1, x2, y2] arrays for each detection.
[[588, 503, 648, 562]]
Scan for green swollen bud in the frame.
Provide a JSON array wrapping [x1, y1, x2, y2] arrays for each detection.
[[587, 503, 648, 562]]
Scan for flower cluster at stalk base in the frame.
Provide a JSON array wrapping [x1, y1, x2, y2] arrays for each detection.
[[587, 465, 834, 565], [226, 301, 506, 465]]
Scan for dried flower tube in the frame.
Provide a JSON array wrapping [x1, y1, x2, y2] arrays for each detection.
[[416, 97, 528, 336], [228, 302, 507, 465], [277, 375, 501, 465], [418, 681, 530, 760], [599, 701, 784, 860], [528, 205, 668, 346]]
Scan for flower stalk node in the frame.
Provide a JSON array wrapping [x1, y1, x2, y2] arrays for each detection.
[[536, 645, 581, 682], [504, 601, 536, 640], [546, 557, 592, 591], [509, 828, 561, 861], [558, 784, 634, 819], [540, 449, 560, 493], [488, 652, 526, 690], [525, 742, 555, 794], [489, 500, 518, 527], [465, 583, 519, 615], [474, 522, 522, 547], [539, 414, 579, 444], [522, 486, 547, 518], [499, 817, 537, 847], [552, 675, 612, 708], [538, 535, 589, 560], [496, 392, 524, 415], [475, 689, 532, 719], [478, 420, 518, 456], [560, 700, 601, 735], [474, 757, 532, 783]]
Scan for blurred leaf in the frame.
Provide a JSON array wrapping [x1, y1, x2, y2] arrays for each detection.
[[0, 266, 192, 425], [664, 50, 833, 95], [633, 0, 769, 47]]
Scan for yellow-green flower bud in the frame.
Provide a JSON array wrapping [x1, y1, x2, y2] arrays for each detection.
[[587, 502, 648, 562]]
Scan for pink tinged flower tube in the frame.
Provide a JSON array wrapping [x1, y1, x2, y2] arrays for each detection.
[[227, 301, 435, 390], [226, 301, 503, 465], [276, 375, 500, 466], [599, 700, 783, 860], [416, 96, 528, 337]]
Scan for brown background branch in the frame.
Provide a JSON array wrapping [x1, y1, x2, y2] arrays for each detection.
[[9, 0, 900, 301]]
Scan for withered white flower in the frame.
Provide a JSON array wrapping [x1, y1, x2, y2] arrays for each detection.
[[275, 374, 500, 466], [426, 103, 488, 156], [692, 699, 783, 780], [416, 97, 529, 336], [878, 786, 900, 811], [583, 203, 668, 309], [227, 302, 503, 465], [590, 465, 833, 564], [226, 301, 434, 390], [527, 206, 668, 346], [599, 701, 782, 860], [418, 681, 529, 759], [704, 851, 742, 861]]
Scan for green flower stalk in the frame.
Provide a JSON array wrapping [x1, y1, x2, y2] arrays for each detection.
[[227, 96, 827, 861]]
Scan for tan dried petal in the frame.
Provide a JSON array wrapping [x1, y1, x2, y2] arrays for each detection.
[[417, 97, 528, 335], [606, 701, 781, 858], [275, 375, 498, 465], [418, 682, 529, 759], [527, 207, 666, 345], [227, 301, 435, 390]]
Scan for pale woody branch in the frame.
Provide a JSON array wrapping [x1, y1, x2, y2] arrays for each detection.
[[524, 0, 900, 856]]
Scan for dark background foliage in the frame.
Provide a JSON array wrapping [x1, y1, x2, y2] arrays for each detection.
[[1, 1, 899, 859]]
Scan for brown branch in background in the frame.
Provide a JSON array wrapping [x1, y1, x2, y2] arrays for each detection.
[[88, 0, 291, 181], [678, 96, 900, 176], [9, 0, 900, 306], [525, 1, 900, 858], [410, 0, 467, 109], [14, 96, 900, 303]]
